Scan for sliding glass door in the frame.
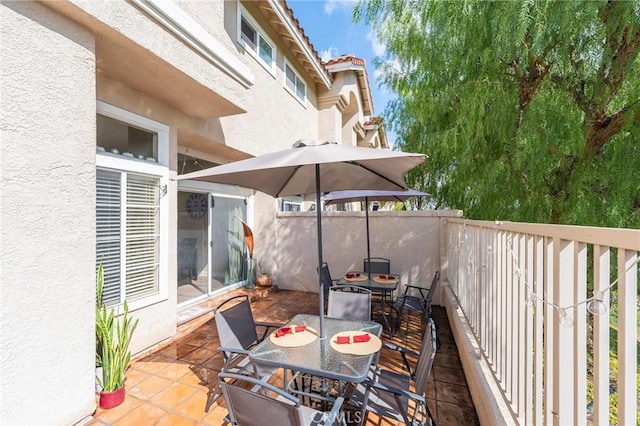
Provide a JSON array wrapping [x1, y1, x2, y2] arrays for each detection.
[[177, 189, 249, 306], [177, 191, 210, 304], [209, 196, 248, 288]]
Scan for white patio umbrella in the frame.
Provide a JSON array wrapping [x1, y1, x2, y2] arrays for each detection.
[[322, 189, 429, 278], [177, 140, 426, 339]]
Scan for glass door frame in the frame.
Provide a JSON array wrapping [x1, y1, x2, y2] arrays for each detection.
[[177, 180, 254, 308]]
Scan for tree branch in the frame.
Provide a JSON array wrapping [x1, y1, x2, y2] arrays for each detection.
[[550, 74, 593, 115], [595, 2, 640, 106], [585, 105, 640, 156]]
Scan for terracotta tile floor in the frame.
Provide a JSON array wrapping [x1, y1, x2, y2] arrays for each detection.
[[89, 287, 479, 425]]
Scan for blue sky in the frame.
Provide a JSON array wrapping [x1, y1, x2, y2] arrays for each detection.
[[286, 0, 397, 145]]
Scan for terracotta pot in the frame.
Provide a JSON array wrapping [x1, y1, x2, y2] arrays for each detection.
[[99, 386, 125, 409], [256, 274, 273, 287]]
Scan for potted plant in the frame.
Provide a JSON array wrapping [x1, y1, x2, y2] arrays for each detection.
[[95, 264, 138, 409], [257, 262, 273, 287]]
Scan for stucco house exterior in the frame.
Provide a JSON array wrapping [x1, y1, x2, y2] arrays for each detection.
[[0, 0, 388, 423]]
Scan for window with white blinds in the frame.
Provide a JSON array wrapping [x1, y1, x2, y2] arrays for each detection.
[[97, 169, 122, 305], [97, 169, 160, 306]]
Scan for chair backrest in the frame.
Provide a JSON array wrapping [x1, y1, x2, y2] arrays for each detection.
[[413, 318, 437, 395], [219, 372, 305, 426], [423, 271, 440, 310], [327, 286, 371, 321], [317, 262, 334, 295], [363, 257, 390, 274], [214, 295, 258, 351]]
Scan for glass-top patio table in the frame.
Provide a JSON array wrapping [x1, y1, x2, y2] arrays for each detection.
[[249, 314, 382, 403], [336, 272, 400, 335]]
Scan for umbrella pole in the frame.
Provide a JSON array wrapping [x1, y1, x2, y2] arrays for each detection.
[[315, 164, 326, 340], [365, 196, 371, 280]]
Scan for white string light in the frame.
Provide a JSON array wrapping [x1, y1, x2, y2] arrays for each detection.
[[558, 308, 574, 327], [454, 220, 638, 327], [587, 291, 607, 315], [503, 235, 640, 327]]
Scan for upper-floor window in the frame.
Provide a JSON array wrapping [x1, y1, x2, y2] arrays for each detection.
[[238, 4, 276, 76], [284, 61, 307, 106]]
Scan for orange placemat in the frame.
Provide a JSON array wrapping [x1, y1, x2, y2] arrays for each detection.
[[372, 275, 398, 284], [269, 326, 318, 347], [345, 275, 368, 282], [329, 331, 382, 355]]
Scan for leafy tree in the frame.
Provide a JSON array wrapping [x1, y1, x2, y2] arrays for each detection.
[[356, 0, 640, 227]]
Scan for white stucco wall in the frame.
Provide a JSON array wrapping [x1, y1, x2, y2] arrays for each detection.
[[272, 210, 463, 305], [67, 0, 250, 111], [317, 105, 343, 142], [0, 2, 97, 424], [218, 1, 320, 155]]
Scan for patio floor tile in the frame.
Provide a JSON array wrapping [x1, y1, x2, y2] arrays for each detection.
[[434, 380, 474, 406], [126, 375, 174, 400], [91, 395, 143, 424], [112, 402, 168, 425], [432, 364, 469, 387], [122, 368, 152, 388], [434, 400, 480, 426], [155, 412, 197, 426], [178, 365, 217, 388], [149, 382, 198, 410], [174, 390, 211, 421], [179, 347, 216, 365], [131, 355, 174, 375], [154, 361, 192, 381]]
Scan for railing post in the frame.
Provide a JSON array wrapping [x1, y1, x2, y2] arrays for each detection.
[[617, 249, 638, 425], [592, 245, 610, 425], [533, 236, 544, 425], [553, 239, 575, 425], [575, 242, 587, 425], [544, 237, 554, 425], [523, 234, 534, 425], [515, 234, 525, 423], [489, 225, 497, 374], [497, 228, 505, 382]]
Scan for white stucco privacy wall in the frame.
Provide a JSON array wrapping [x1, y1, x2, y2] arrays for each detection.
[[270, 210, 462, 304], [0, 2, 97, 424]]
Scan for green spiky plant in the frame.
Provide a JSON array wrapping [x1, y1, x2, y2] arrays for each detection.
[[95, 264, 139, 392]]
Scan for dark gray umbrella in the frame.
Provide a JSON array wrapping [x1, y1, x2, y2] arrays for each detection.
[[177, 140, 426, 339], [323, 189, 429, 278]]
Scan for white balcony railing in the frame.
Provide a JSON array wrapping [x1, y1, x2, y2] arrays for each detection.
[[445, 219, 639, 425]]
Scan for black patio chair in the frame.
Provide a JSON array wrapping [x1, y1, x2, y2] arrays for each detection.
[[394, 271, 440, 336], [349, 318, 438, 425], [205, 295, 283, 412], [327, 285, 372, 321], [363, 257, 393, 327], [219, 372, 346, 425], [317, 262, 339, 300], [363, 257, 391, 274]]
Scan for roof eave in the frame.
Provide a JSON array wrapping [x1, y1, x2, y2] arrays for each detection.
[[325, 61, 373, 116], [267, 0, 332, 89]]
